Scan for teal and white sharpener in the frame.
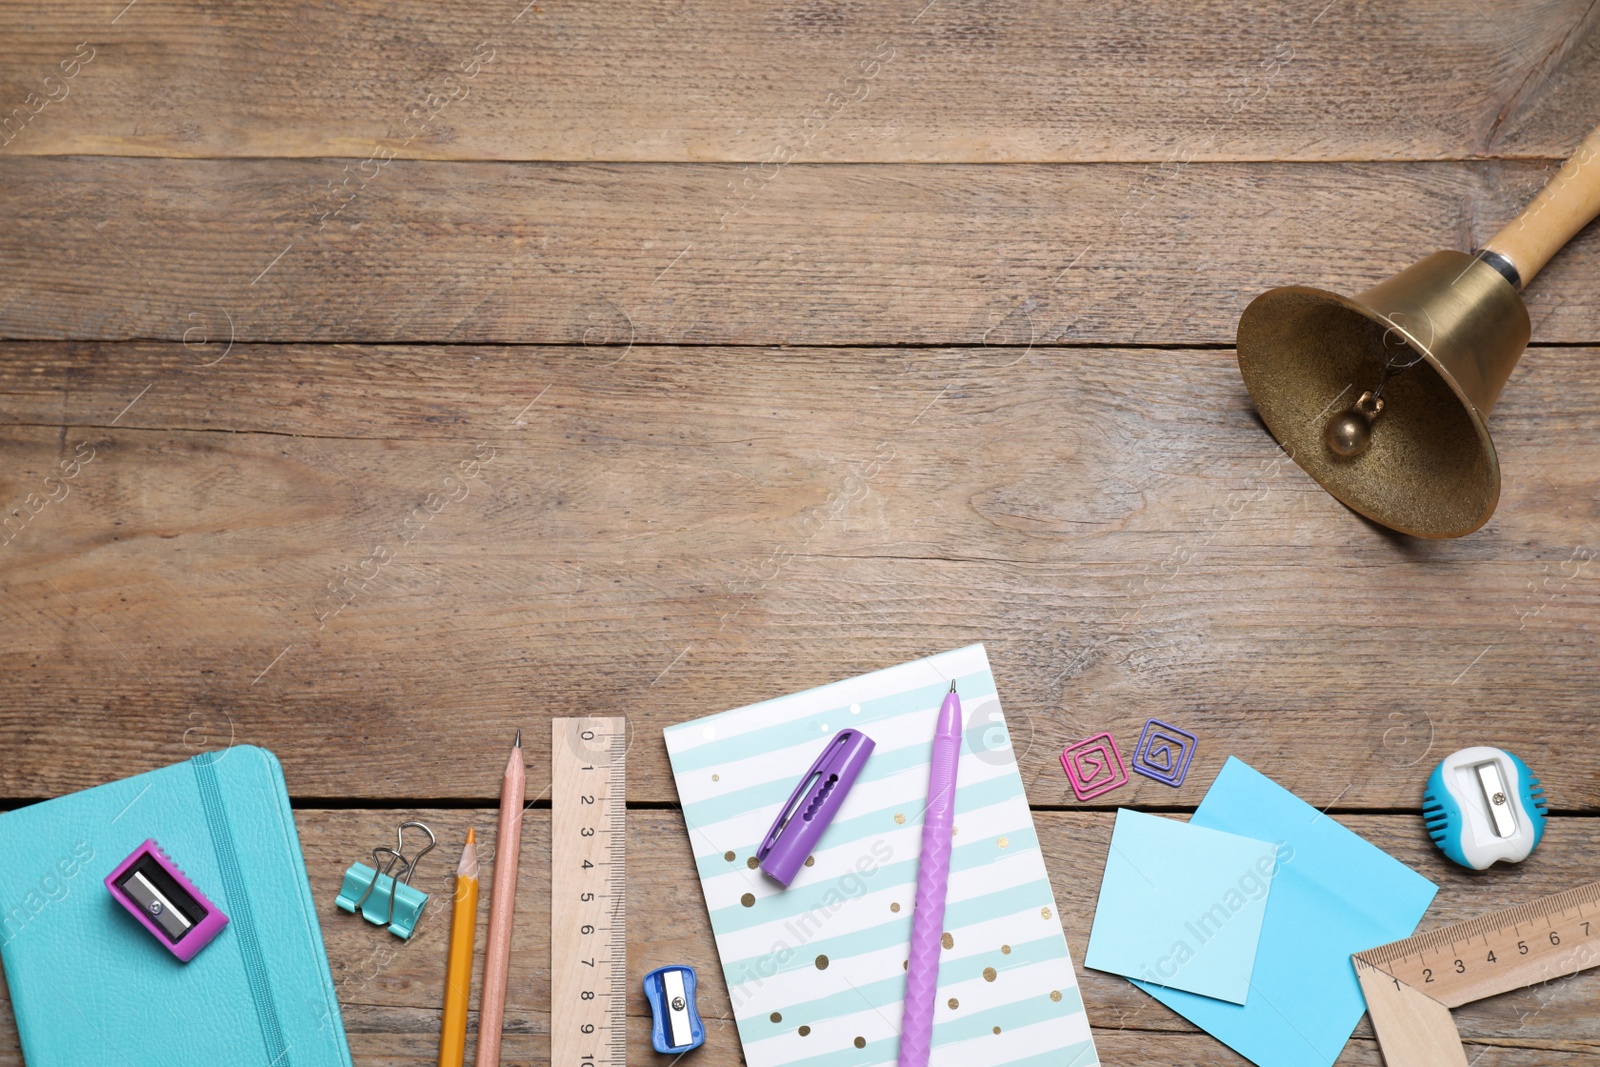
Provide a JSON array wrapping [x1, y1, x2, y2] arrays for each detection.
[[1423, 747, 1547, 870]]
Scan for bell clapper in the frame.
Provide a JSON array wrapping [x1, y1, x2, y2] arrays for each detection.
[[1325, 390, 1385, 458]]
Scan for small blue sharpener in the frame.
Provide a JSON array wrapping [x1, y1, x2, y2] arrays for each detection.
[[1423, 746, 1547, 870], [643, 964, 704, 1054]]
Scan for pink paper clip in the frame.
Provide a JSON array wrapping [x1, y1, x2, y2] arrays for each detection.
[[1060, 732, 1129, 801]]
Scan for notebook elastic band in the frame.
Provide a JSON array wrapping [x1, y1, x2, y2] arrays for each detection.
[[194, 752, 291, 1066]]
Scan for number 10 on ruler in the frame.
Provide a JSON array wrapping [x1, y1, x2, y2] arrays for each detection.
[[552, 718, 627, 1066]]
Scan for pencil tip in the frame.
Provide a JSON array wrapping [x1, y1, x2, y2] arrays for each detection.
[[950, 681, 957, 693], [466, 827, 475, 844], [514, 728, 521, 749]]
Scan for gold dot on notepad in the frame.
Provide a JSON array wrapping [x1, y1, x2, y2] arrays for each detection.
[[747, 857, 759, 870], [724, 851, 735, 862], [894, 813, 906, 825], [815, 955, 829, 970], [798, 1025, 811, 1037], [952, 826, 959, 836], [941, 932, 954, 950], [903, 959, 908, 970], [740, 893, 755, 907], [947, 998, 959, 1010], [997, 836, 1009, 848], [1001, 944, 1011, 955], [1050, 990, 1062, 1003], [770, 1012, 782, 1023], [1041, 907, 1052, 920], [805, 855, 815, 867], [890, 902, 901, 913], [983, 967, 997, 982], [854, 1036, 866, 1049], [711, 774, 719, 782], [993, 1026, 1002, 1035]]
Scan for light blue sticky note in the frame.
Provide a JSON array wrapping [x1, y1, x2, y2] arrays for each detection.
[[1134, 757, 1438, 1067], [1086, 809, 1278, 1004]]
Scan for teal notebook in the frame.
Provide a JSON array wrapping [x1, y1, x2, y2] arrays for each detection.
[[0, 746, 353, 1067]]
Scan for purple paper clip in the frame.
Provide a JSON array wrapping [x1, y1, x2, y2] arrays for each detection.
[[757, 729, 875, 887], [1131, 718, 1198, 787], [105, 839, 229, 962]]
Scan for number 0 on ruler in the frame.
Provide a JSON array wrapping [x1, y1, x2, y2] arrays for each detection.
[[552, 718, 628, 1067]]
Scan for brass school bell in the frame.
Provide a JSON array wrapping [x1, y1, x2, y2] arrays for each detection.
[[1237, 122, 1600, 538]]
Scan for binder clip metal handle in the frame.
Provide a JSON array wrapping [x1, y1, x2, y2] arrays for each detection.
[[336, 821, 435, 939]]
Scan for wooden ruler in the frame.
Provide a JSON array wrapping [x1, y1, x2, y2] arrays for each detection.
[[552, 718, 628, 1067], [1353, 880, 1600, 1067]]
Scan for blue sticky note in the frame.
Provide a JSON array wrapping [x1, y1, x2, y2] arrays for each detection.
[[1086, 809, 1278, 1004], [1134, 757, 1437, 1067]]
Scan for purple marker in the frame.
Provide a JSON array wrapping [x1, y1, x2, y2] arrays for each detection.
[[899, 682, 962, 1067], [758, 729, 875, 886], [105, 839, 229, 962]]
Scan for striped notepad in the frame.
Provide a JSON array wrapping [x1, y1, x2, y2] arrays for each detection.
[[665, 644, 1098, 1067]]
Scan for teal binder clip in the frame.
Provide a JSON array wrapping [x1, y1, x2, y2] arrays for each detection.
[[336, 821, 435, 939]]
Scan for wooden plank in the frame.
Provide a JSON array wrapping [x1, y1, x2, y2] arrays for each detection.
[[3, 157, 1600, 346], [3, 158, 1600, 347], [2, 810, 1595, 1064], [0, 0, 1597, 162], [320, 1015, 1600, 1065], [0, 343, 1596, 805]]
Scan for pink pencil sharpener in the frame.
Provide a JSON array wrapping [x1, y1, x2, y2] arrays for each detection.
[[105, 839, 229, 962]]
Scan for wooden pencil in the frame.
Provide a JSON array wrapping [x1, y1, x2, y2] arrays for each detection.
[[438, 828, 478, 1067], [474, 732, 525, 1066]]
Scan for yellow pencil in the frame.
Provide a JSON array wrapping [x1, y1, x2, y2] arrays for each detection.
[[439, 828, 479, 1067]]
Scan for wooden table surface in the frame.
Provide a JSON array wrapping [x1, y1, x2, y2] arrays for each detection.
[[3, 1, 1599, 1063]]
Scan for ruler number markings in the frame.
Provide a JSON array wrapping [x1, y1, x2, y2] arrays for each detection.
[[1364, 884, 1600, 1008], [553, 718, 628, 1067]]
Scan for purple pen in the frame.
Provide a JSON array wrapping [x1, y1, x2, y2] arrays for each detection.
[[899, 682, 962, 1067]]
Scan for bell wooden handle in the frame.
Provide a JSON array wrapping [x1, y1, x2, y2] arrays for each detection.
[[1482, 122, 1600, 287]]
